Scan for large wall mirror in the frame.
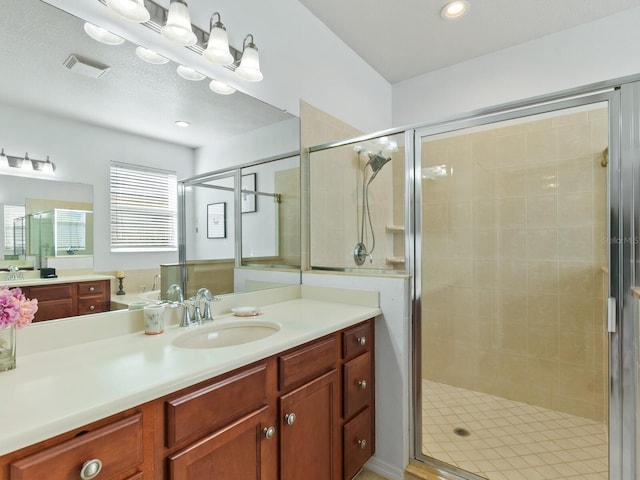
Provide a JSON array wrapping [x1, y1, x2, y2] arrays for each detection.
[[0, 0, 301, 313]]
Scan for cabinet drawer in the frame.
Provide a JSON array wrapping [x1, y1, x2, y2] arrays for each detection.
[[33, 299, 75, 322], [342, 322, 371, 361], [27, 283, 73, 302], [166, 363, 267, 448], [343, 407, 372, 480], [279, 336, 337, 391], [78, 295, 109, 315], [10, 413, 143, 480], [78, 281, 106, 296], [343, 351, 372, 419]]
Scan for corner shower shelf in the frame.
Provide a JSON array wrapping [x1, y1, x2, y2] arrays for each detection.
[[385, 256, 405, 265], [385, 225, 405, 233]]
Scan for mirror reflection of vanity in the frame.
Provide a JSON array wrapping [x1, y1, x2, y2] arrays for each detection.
[[0, 0, 301, 320]]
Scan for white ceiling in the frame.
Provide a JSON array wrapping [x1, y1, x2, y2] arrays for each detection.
[[0, 0, 294, 149], [297, 0, 640, 83]]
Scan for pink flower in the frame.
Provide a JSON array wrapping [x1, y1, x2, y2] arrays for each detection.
[[0, 287, 38, 330]]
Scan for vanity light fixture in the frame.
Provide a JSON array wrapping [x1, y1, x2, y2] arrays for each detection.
[[105, 0, 150, 23], [0, 150, 56, 175], [135, 46, 169, 64], [83, 22, 125, 45], [235, 34, 263, 82], [162, 0, 197, 47], [209, 79, 236, 95], [176, 65, 205, 81], [202, 12, 234, 66], [440, 0, 470, 20]]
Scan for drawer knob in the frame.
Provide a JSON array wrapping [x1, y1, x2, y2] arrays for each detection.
[[356, 336, 366, 346], [89, 305, 95, 311], [89, 287, 95, 292], [264, 426, 275, 440], [357, 439, 367, 449], [285, 413, 296, 425], [357, 379, 367, 390], [80, 458, 102, 479]]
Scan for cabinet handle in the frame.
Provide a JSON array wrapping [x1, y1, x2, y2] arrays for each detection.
[[89, 287, 95, 292], [357, 379, 367, 390], [356, 336, 366, 346], [89, 305, 95, 311], [285, 413, 296, 425], [263, 426, 275, 440], [357, 439, 367, 449], [80, 458, 102, 479]]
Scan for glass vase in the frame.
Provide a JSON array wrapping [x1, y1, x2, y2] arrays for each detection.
[[0, 325, 16, 371]]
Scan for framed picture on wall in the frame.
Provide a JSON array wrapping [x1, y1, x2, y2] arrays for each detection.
[[207, 202, 226, 239], [241, 173, 257, 213]]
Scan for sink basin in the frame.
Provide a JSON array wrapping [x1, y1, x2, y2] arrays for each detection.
[[172, 321, 280, 349], [139, 290, 161, 301]]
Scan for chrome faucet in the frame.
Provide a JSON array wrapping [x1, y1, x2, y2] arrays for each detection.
[[6, 265, 23, 282], [152, 274, 161, 291]]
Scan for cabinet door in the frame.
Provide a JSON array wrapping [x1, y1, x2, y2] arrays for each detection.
[[280, 370, 339, 480], [168, 406, 275, 480]]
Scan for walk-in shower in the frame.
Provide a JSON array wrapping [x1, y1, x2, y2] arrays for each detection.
[[354, 148, 392, 266]]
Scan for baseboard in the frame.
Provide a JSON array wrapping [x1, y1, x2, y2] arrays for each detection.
[[365, 456, 405, 480]]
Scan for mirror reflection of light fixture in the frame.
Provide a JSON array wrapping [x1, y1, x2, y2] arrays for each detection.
[[236, 34, 263, 82], [105, 0, 150, 23], [176, 65, 205, 81], [162, 0, 197, 46], [209, 79, 236, 95], [83, 22, 125, 45], [0, 149, 8, 169], [0, 150, 56, 175], [135, 46, 169, 64], [202, 12, 234, 66]]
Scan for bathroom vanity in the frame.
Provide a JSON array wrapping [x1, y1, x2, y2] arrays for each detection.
[[0, 287, 379, 480], [2, 276, 112, 321]]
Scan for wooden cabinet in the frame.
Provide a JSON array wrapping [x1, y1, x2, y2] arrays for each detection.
[[0, 319, 375, 480], [341, 321, 375, 480], [19, 280, 111, 322], [3, 408, 149, 480]]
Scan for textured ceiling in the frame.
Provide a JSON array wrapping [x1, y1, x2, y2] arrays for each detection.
[[0, 0, 294, 148], [297, 0, 640, 83]]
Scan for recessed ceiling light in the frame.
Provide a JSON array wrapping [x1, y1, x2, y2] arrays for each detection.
[[175, 120, 191, 127], [176, 65, 206, 81], [83, 22, 125, 45], [135, 46, 169, 65], [440, 0, 470, 20]]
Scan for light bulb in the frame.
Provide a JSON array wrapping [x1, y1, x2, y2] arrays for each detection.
[[203, 15, 234, 66], [162, 0, 197, 46], [236, 36, 263, 82], [106, 0, 150, 23], [440, 0, 470, 20], [209, 80, 236, 95], [176, 65, 205, 81], [83, 23, 125, 45], [135, 47, 169, 65]]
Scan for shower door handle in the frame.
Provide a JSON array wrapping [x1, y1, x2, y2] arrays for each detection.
[[607, 297, 616, 333]]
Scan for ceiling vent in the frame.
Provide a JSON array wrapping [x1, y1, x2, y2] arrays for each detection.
[[63, 54, 110, 79]]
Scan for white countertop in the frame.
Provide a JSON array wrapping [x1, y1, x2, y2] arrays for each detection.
[[0, 286, 380, 455], [0, 274, 113, 288]]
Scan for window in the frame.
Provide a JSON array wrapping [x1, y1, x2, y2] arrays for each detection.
[[3, 204, 26, 257], [56, 209, 88, 255], [110, 162, 177, 252]]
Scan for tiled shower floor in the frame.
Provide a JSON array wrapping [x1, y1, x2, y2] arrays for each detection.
[[422, 380, 608, 480]]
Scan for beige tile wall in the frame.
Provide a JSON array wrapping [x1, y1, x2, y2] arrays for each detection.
[[422, 107, 609, 422], [309, 140, 404, 270], [274, 167, 301, 266]]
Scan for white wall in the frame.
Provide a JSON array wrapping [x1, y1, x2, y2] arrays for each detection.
[[0, 103, 194, 272], [393, 7, 640, 126], [195, 118, 299, 173]]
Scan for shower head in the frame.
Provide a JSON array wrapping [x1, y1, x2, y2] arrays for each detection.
[[366, 152, 391, 178]]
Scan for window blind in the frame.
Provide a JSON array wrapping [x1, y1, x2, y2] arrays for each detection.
[[3, 204, 25, 255], [56, 209, 87, 253], [110, 162, 177, 252]]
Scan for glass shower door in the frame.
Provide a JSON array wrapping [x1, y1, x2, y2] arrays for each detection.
[[415, 100, 612, 480]]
